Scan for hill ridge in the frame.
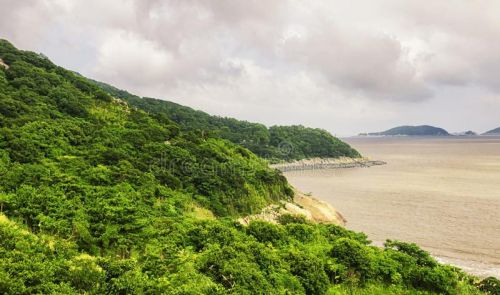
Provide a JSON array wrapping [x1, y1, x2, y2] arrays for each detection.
[[94, 81, 361, 162]]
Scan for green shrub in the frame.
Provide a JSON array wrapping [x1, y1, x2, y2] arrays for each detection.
[[286, 250, 330, 295], [478, 277, 500, 294], [277, 213, 308, 225], [247, 221, 286, 245], [330, 238, 375, 283]]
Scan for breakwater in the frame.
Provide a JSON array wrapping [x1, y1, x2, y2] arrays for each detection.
[[271, 157, 386, 172]]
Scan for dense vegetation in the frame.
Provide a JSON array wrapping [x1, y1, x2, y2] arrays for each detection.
[[95, 82, 360, 162], [0, 39, 496, 294], [483, 127, 500, 135], [363, 125, 450, 136]]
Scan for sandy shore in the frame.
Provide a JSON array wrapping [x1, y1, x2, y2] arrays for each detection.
[[271, 157, 386, 172]]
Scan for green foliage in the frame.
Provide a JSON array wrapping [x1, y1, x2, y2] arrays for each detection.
[[269, 125, 361, 160], [478, 277, 500, 294], [0, 39, 489, 295], [330, 238, 375, 283], [246, 220, 286, 245], [0, 39, 291, 219], [385, 240, 437, 267], [277, 213, 308, 225], [286, 249, 330, 295]]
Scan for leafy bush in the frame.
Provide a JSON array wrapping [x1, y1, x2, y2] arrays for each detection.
[[246, 221, 286, 245], [330, 238, 375, 283], [478, 277, 500, 294], [286, 249, 330, 295]]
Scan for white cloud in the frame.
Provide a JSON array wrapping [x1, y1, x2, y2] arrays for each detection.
[[92, 31, 173, 89], [1, 0, 499, 135]]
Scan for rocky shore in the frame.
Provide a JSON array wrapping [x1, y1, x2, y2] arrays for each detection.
[[271, 157, 386, 172], [238, 190, 347, 226], [240, 157, 387, 226]]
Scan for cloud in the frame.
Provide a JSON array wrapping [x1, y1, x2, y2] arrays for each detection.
[[93, 31, 173, 89], [1, 0, 499, 134], [281, 24, 431, 101], [0, 0, 53, 46]]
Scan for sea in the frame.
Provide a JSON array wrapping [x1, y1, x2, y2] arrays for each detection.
[[285, 136, 500, 278]]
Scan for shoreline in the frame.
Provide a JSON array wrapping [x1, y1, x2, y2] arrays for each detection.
[[284, 137, 500, 281], [271, 157, 386, 172]]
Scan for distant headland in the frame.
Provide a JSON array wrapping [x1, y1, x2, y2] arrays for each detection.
[[483, 127, 500, 135]]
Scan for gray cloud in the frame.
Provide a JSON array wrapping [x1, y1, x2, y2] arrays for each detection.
[[1, 0, 499, 135]]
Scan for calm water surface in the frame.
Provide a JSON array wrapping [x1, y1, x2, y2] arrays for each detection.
[[285, 136, 500, 277]]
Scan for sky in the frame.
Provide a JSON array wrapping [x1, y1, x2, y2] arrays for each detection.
[[1, 0, 500, 136]]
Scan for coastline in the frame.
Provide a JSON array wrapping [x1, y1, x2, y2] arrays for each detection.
[[271, 157, 386, 172], [242, 157, 387, 227], [285, 137, 500, 280]]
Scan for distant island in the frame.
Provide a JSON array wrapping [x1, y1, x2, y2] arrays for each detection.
[[359, 126, 500, 137], [452, 130, 478, 136], [483, 127, 500, 135], [360, 125, 450, 136]]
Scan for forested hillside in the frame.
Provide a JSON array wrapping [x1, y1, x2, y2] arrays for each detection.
[[0, 39, 496, 294], [95, 82, 360, 162]]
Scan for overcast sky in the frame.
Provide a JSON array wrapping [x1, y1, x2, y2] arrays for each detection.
[[2, 0, 500, 135]]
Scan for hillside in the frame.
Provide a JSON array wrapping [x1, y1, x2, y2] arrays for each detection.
[[0, 39, 494, 294], [363, 125, 450, 136], [483, 127, 500, 135], [95, 82, 360, 162]]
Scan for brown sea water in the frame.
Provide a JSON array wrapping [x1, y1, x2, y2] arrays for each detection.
[[284, 136, 500, 277]]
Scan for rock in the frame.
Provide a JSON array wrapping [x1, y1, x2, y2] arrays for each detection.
[[293, 191, 347, 225], [238, 189, 346, 226]]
